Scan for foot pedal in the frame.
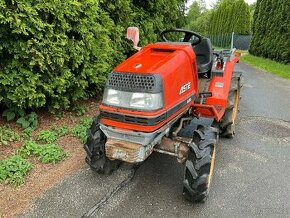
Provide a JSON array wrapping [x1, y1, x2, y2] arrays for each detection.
[[199, 92, 212, 98]]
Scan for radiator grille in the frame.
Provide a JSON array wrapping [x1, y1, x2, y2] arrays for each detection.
[[107, 72, 161, 93]]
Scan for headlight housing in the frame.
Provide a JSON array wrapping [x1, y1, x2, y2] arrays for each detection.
[[103, 88, 163, 111]]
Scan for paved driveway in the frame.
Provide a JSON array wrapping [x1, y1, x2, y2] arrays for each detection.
[[20, 62, 290, 218]]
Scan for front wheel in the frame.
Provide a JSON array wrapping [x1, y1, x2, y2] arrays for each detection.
[[84, 118, 120, 175], [183, 125, 218, 202]]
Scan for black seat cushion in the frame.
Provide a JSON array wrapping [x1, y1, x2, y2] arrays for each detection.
[[193, 38, 213, 74]]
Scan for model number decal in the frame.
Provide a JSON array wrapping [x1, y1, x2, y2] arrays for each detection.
[[179, 82, 191, 95]]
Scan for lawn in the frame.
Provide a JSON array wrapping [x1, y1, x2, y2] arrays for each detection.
[[240, 54, 290, 80]]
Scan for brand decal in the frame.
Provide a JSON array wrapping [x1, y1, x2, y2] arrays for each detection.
[[179, 82, 191, 95]]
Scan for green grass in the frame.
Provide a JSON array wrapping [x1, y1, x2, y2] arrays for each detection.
[[240, 54, 290, 80]]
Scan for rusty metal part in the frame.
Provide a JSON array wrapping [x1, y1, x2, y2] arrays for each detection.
[[172, 117, 192, 137], [154, 137, 189, 163], [174, 136, 192, 144], [105, 138, 154, 163], [105, 110, 192, 164]]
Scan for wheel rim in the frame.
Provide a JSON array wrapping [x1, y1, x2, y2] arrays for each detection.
[[232, 88, 240, 124], [208, 144, 216, 188]]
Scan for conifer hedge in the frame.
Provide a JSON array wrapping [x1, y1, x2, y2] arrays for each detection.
[[0, 0, 186, 111], [208, 0, 251, 35], [249, 0, 290, 63]]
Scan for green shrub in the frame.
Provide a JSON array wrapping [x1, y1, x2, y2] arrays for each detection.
[[249, 0, 290, 63], [0, 126, 21, 146], [208, 0, 251, 35], [51, 125, 69, 137], [100, 0, 187, 58], [2, 107, 25, 121], [36, 144, 67, 163], [80, 117, 93, 127], [37, 130, 57, 143], [19, 140, 67, 164], [72, 124, 87, 143], [0, 0, 187, 112], [0, 155, 32, 186], [2, 108, 38, 131], [16, 112, 38, 130], [72, 117, 93, 143], [72, 105, 87, 116], [0, 0, 114, 111]]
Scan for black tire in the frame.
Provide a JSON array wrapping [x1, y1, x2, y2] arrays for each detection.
[[183, 125, 218, 203], [219, 72, 242, 138], [84, 118, 120, 175]]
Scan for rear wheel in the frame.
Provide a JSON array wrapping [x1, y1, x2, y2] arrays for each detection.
[[183, 125, 218, 202], [84, 118, 120, 174], [219, 72, 242, 138]]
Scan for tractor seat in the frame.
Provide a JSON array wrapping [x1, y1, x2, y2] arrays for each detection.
[[193, 38, 213, 74]]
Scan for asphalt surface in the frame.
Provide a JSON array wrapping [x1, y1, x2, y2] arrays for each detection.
[[20, 62, 290, 218]]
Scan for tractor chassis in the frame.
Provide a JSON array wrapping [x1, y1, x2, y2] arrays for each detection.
[[99, 110, 215, 164], [105, 136, 190, 164]]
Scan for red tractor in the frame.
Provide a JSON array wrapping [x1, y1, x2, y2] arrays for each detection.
[[84, 28, 242, 202]]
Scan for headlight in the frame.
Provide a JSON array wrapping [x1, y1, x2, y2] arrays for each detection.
[[103, 88, 163, 110]]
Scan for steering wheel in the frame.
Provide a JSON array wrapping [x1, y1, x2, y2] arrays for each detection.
[[160, 29, 202, 46]]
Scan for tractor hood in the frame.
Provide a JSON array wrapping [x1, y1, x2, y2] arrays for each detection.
[[114, 43, 196, 74], [100, 42, 199, 132]]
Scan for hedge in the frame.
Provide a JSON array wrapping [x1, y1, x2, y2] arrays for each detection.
[[249, 0, 290, 63], [0, 0, 186, 112], [208, 0, 251, 35]]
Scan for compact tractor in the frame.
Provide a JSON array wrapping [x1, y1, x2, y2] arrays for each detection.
[[84, 28, 242, 202]]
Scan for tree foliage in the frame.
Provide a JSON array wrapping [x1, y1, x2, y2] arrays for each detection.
[[208, 0, 251, 35], [0, 0, 186, 112], [132, 0, 186, 45], [0, 0, 114, 111], [185, 1, 212, 35], [249, 2, 256, 29], [249, 0, 290, 63], [185, 0, 250, 36]]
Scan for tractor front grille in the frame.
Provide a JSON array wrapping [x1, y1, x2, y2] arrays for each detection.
[[100, 111, 166, 126], [106, 72, 162, 93]]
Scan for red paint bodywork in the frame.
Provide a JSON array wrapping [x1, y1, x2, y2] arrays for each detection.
[[194, 57, 239, 121], [99, 43, 239, 132]]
